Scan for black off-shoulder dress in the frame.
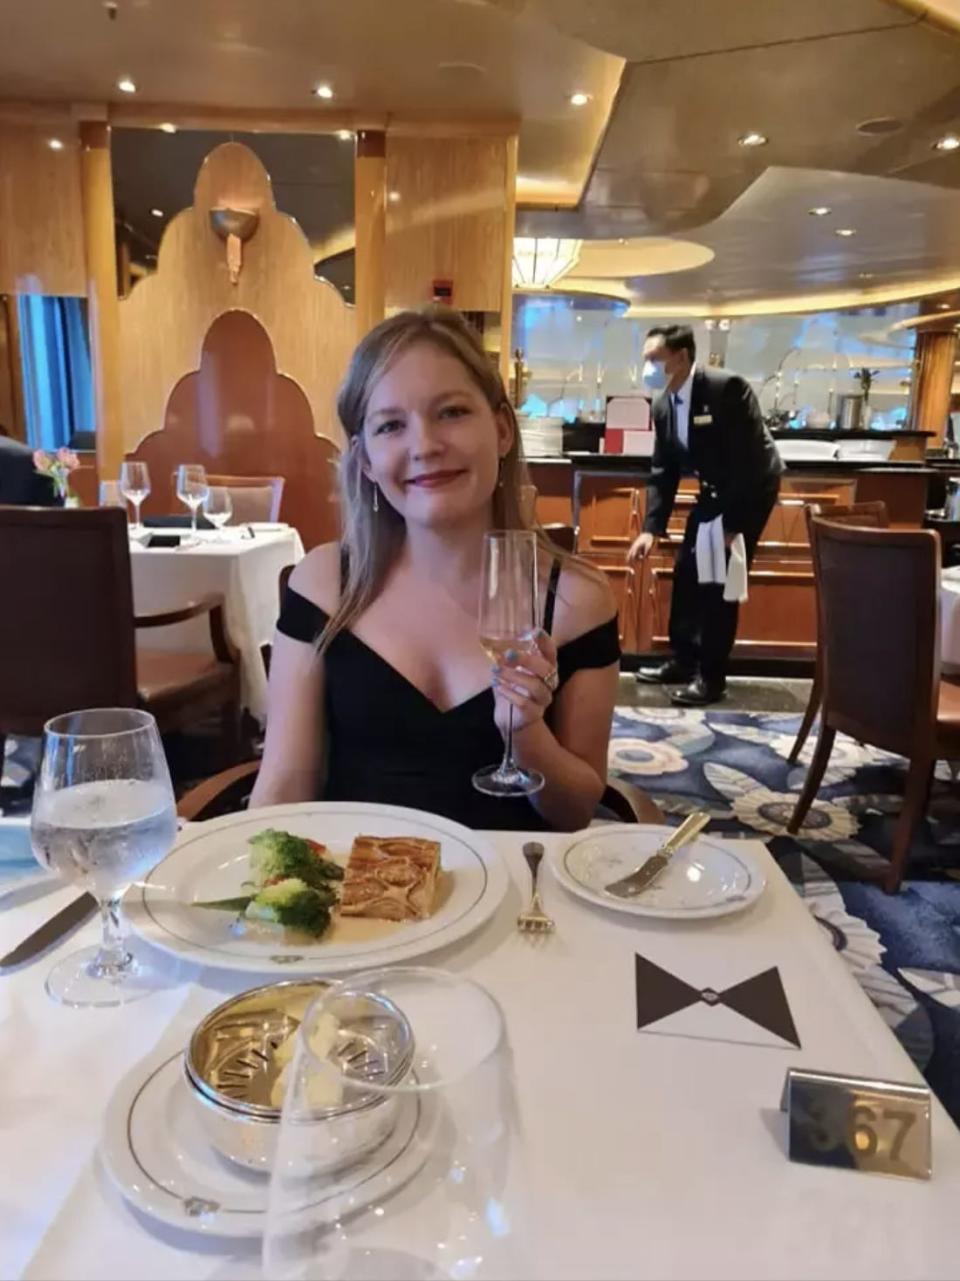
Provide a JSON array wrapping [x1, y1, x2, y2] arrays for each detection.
[[276, 561, 620, 830]]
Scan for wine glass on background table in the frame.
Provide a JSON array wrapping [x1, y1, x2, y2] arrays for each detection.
[[98, 479, 125, 509], [176, 464, 209, 543], [473, 529, 545, 797], [119, 461, 150, 533], [30, 708, 178, 1007], [204, 486, 233, 541]]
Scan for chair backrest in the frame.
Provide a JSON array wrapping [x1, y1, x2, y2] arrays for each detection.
[[803, 500, 888, 537], [542, 523, 577, 553], [810, 517, 939, 756], [0, 507, 139, 735], [169, 472, 285, 524]]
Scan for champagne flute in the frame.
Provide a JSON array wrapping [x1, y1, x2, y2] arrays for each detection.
[[204, 486, 233, 541], [30, 708, 178, 1007], [119, 461, 150, 534], [176, 463, 209, 542], [473, 530, 545, 797]]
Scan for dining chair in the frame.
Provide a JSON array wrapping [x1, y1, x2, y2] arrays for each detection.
[[542, 523, 577, 553], [167, 472, 285, 523], [0, 506, 244, 768], [787, 518, 960, 891], [787, 501, 889, 764]]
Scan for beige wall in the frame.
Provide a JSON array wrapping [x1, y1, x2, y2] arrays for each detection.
[[385, 134, 514, 315], [0, 120, 85, 297]]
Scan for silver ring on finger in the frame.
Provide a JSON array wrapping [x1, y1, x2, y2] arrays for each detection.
[[544, 667, 559, 692]]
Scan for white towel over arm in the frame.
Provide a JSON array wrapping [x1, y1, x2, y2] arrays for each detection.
[[694, 515, 748, 603]]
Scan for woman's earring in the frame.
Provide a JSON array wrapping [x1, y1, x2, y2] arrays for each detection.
[[372, 481, 379, 513], [497, 457, 504, 488]]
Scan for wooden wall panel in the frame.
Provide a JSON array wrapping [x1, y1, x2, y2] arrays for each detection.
[[0, 121, 85, 296], [130, 310, 340, 552], [0, 295, 24, 439], [117, 142, 354, 456], [384, 136, 510, 313]]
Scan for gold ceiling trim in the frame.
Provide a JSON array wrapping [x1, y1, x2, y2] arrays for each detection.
[[885, 0, 960, 36]]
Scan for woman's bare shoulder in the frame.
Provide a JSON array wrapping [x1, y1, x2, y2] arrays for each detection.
[[288, 541, 342, 613], [551, 556, 617, 645]]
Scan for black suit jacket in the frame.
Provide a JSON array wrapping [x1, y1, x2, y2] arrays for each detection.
[[0, 436, 62, 506], [643, 365, 783, 536]]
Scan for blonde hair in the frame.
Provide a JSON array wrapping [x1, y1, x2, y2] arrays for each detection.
[[319, 306, 574, 654]]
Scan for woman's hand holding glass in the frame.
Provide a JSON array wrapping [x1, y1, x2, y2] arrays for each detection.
[[491, 629, 558, 735]]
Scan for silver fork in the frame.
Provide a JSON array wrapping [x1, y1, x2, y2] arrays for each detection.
[[518, 841, 555, 934]]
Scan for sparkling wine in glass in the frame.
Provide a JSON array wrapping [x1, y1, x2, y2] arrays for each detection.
[[119, 461, 150, 533], [30, 708, 178, 1008], [204, 485, 233, 540], [176, 464, 209, 542], [474, 529, 545, 797]]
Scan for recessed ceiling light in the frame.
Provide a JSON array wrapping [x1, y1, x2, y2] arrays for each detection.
[[116, 76, 137, 94], [738, 131, 767, 147], [835, 227, 856, 237], [150, 208, 163, 218], [159, 122, 177, 134], [569, 92, 590, 107], [618, 237, 627, 244], [313, 83, 334, 100], [336, 129, 353, 141], [388, 190, 400, 203], [935, 134, 960, 151], [938, 302, 952, 310], [575, 314, 583, 322], [856, 116, 902, 136], [808, 206, 831, 217], [47, 138, 63, 151], [858, 271, 875, 279]]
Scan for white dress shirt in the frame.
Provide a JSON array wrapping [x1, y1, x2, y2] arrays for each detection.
[[671, 363, 696, 451]]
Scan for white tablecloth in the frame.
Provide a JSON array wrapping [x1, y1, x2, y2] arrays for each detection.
[[130, 527, 304, 724], [2, 828, 959, 1281]]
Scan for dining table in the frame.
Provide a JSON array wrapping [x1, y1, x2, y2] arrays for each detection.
[[2, 820, 959, 1281], [129, 525, 304, 724]]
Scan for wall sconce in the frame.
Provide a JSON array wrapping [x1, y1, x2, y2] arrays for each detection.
[[209, 207, 259, 284]]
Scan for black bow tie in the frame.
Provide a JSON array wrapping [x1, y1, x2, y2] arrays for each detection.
[[635, 953, 801, 1048]]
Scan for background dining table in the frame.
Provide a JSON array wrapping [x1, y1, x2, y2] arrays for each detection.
[[2, 822, 959, 1281], [129, 525, 304, 724]]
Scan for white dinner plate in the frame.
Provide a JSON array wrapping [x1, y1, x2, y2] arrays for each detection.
[[549, 824, 766, 920], [125, 802, 507, 974], [100, 1048, 423, 1239]]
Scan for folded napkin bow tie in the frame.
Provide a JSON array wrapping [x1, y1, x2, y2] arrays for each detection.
[[635, 953, 801, 1048]]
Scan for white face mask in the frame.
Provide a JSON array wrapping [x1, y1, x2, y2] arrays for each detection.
[[642, 359, 668, 392]]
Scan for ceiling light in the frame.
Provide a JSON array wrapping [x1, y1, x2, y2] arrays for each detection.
[[512, 237, 582, 289], [737, 131, 767, 147], [116, 76, 137, 94], [938, 302, 951, 310], [159, 122, 177, 134], [388, 190, 401, 203], [47, 138, 63, 151], [575, 314, 583, 322], [858, 271, 874, 279], [313, 83, 334, 100], [150, 208, 163, 218], [808, 206, 831, 217], [618, 237, 627, 244], [336, 129, 352, 141], [835, 227, 856, 237], [935, 134, 960, 152], [569, 92, 590, 107]]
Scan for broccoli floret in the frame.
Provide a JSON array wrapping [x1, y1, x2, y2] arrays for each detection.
[[245, 877, 333, 937], [248, 829, 344, 888]]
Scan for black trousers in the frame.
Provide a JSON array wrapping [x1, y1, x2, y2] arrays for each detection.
[[669, 494, 778, 687]]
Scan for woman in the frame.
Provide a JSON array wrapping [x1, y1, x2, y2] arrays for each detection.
[[251, 307, 619, 831]]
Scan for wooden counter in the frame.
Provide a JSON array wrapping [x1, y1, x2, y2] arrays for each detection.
[[526, 455, 934, 664]]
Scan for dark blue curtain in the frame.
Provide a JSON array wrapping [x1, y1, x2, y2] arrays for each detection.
[[17, 295, 96, 450]]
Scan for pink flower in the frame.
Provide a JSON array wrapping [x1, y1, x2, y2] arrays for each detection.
[[33, 449, 51, 471], [55, 447, 80, 470]]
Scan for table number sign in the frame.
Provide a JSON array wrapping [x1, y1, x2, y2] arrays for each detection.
[[780, 1068, 931, 1180]]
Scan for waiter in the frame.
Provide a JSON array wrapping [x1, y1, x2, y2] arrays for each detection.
[[627, 325, 782, 706]]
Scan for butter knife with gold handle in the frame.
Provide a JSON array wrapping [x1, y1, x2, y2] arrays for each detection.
[[604, 812, 711, 898]]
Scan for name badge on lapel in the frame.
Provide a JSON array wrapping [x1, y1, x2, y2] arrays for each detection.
[[693, 413, 713, 427]]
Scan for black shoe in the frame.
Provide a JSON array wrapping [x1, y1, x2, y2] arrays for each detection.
[[670, 677, 726, 707], [636, 660, 696, 686]]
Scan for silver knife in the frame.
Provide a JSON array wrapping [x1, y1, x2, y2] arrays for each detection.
[[605, 812, 711, 898], [0, 892, 97, 969]]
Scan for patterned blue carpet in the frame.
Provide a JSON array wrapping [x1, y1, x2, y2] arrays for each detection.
[[609, 707, 960, 1127]]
